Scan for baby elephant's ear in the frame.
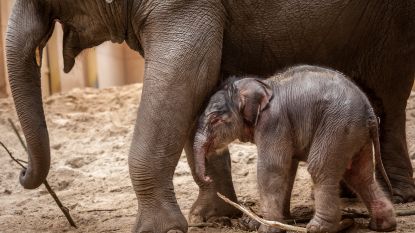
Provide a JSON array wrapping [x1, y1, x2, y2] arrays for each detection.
[[234, 79, 272, 125]]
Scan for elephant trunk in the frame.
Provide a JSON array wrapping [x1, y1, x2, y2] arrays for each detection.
[[193, 127, 213, 184], [6, 0, 53, 189]]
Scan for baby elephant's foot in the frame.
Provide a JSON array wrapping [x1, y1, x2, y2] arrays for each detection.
[[368, 200, 396, 232], [239, 213, 261, 231], [259, 223, 286, 233], [307, 216, 339, 233]]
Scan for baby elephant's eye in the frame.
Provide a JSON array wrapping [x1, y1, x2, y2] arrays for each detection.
[[211, 117, 224, 126]]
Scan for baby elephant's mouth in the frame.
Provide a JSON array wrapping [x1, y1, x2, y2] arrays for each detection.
[[240, 126, 254, 142]]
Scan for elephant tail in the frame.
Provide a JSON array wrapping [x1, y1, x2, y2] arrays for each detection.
[[368, 112, 393, 196]]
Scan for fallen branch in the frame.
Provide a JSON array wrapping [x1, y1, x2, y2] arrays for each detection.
[[343, 208, 415, 218], [188, 223, 218, 228], [217, 192, 307, 232], [8, 119, 27, 152], [80, 208, 120, 213], [0, 141, 26, 169], [3, 119, 77, 228]]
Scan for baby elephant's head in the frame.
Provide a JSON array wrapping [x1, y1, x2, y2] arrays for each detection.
[[194, 77, 272, 183]]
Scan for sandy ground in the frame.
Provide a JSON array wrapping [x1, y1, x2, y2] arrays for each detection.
[[0, 84, 414, 233]]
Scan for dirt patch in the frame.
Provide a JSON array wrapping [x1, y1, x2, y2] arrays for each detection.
[[0, 85, 414, 233]]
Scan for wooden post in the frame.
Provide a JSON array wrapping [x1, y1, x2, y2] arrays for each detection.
[[0, 3, 7, 98], [47, 23, 88, 93], [0, 0, 15, 98], [40, 48, 51, 97], [96, 42, 126, 88], [96, 42, 144, 88], [85, 49, 98, 88], [46, 24, 62, 94], [123, 43, 144, 84]]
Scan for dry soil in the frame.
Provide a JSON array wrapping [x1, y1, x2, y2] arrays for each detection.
[[0, 84, 414, 233]]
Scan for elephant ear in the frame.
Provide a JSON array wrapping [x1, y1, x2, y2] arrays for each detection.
[[232, 78, 272, 126]]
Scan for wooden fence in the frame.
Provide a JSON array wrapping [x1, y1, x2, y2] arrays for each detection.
[[0, 0, 144, 98], [0, 1, 413, 98]]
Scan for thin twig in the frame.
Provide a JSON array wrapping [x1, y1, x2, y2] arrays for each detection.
[[188, 223, 218, 228], [343, 208, 415, 218], [80, 208, 120, 213], [217, 192, 307, 232], [236, 205, 415, 230], [8, 118, 28, 152], [43, 180, 77, 227], [397, 209, 415, 217], [0, 141, 25, 169], [16, 158, 28, 164], [6, 119, 77, 228]]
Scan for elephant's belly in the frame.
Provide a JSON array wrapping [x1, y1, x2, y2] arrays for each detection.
[[221, 0, 391, 77]]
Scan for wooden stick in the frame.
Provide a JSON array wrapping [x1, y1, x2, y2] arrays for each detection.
[[188, 223, 218, 228], [5, 119, 77, 228], [8, 118, 27, 152], [217, 192, 307, 232], [343, 208, 415, 218], [0, 141, 26, 169]]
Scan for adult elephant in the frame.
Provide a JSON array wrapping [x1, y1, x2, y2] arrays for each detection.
[[6, 0, 414, 232]]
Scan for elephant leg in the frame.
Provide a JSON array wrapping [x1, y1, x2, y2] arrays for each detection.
[[283, 159, 298, 218], [128, 3, 225, 232], [184, 138, 241, 224], [370, 65, 415, 203], [306, 135, 352, 233], [245, 159, 297, 231], [343, 143, 396, 232], [256, 141, 294, 233], [357, 46, 415, 203], [378, 106, 415, 203], [129, 67, 221, 233]]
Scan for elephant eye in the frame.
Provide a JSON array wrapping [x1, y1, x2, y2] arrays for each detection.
[[211, 117, 224, 126]]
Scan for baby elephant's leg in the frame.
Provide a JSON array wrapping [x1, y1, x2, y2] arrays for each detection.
[[343, 143, 396, 232], [307, 181, 341, 233], [257, 145, 294, 233], [283, 159, 299, 218], [306, 140, 350, 233]]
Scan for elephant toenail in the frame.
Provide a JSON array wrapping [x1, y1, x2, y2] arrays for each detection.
[[392, 195, 404, 204], [167, 230, 183, 233]]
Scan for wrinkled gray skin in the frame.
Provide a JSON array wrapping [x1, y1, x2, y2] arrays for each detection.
[[5, 0, 414, 232], [194, 66, 397, 233]]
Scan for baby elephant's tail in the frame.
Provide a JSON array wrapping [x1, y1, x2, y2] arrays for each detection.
[[368, 115, 393, 196]]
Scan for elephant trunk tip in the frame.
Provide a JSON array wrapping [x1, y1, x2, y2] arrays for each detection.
[[19, 166, 47, 189], [195, 165, 213, 185]]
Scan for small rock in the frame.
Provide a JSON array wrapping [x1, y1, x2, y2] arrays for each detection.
[[66, 157, 86, 168], [52, 143, 62, 150], [3, 189, 12, 195], [14, 210, 23, 215], [57, 180, 71, 190], [231, 158, 240, 163]]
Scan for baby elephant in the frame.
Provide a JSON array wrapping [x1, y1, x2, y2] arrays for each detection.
[[193, 65, 396, 233]]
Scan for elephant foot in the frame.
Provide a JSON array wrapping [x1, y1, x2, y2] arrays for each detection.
[[133, 201, 187, 233], [259, 224, 286, 233], [238, 213, 261, 231], [188, 187, 241, 224], [391, 184, 415, 203], [307, 219, 337, 233], [380, 174, 415, 203], [368, 199, 396, 232]]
